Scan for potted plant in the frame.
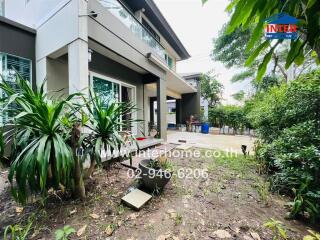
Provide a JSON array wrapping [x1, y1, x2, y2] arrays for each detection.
[[138, 156, 173, 192]]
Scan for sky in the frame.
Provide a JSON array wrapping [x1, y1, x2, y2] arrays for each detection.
[[154, 0, 251, 104]]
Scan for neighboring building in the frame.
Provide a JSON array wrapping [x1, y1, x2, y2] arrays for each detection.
[[180, 73, 202, 121], [0, 0, 199, 140]]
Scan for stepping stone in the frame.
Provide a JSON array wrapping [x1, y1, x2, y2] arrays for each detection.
[[176, 144, 191, 150], [121, 189, 152, 210]]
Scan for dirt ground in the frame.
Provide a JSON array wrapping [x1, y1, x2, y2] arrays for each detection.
[[0, 148, 318, 240]]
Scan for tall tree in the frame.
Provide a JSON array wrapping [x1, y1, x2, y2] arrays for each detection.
[[200, 73, 224, 107], [205, 0, 320, 80], [212, 25, 315, 86]]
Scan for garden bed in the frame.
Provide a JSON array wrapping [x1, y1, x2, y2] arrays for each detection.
[[0, 149, 318, 239]]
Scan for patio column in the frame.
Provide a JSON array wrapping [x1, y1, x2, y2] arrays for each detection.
[[176, 99, 182, 125], [68, 39, 89, 95], [36, 57, 47, 91], [157, 78, 167, 140]]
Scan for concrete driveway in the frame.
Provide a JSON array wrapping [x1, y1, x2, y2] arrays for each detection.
[[167, 130, 256, 154]]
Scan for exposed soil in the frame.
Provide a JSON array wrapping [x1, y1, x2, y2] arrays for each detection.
[[0, 148, 318, 240]]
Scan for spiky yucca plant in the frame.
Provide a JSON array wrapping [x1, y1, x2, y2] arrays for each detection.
[[82, 89, 140, 177], [0, 74, 80, 203]]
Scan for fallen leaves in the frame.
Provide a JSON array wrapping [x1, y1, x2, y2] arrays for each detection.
[[105, 224, 114, 236], [90, 213, 100, 219], [166, 209, 177, 218], [250, 232, 261, 240], [15, 207, 24, 214], [69, 209, 77, 215], [77, 225, 87, 237]]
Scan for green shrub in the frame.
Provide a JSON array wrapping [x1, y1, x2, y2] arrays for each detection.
[[250, 69, 320, 222]]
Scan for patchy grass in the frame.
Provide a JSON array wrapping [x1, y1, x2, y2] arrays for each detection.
[[174, 213, 183, 225], [207, 151, 258, 175], [0, 148, 315, 239]]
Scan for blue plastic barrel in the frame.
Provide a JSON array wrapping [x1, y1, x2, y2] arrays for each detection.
[[201, 123, 209, 134]]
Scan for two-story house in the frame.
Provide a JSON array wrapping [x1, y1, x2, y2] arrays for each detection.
[[0, 0, 198, 140]]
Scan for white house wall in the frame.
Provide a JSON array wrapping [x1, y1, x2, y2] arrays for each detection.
[[47, 57, 69, 98], [36, 0, 87, 62], [4, 0, 67, 28]]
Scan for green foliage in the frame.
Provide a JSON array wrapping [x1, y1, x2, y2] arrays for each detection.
[[304, 230, 320, 240], [55, 225, 76, 240], [231, 90, 245, 102], [264, 218, 288, 240], [212, 25, 253, 68], [253, 75, 280, 93], [223, 0, 320, 79], [207, 0, 320, 81], [81, 89, 139, 165], [147, 158, 173, 171], [208, 105, 251, 133], [0, 75, 80, 204], [4, 215, 34, 240], [231, 70, 255, 83], [0, 74, 140, 204], [200, 73, 224, 107], [249, 70, 320, 222]]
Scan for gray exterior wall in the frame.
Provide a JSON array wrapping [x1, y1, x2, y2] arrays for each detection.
[[180, 74, 201, 123], [0, 16, 36, 88], [181, 92, 201, 123]]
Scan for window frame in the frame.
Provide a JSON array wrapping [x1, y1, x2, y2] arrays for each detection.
[[0, 0, 5, 16], [0, 52, 32, 124]]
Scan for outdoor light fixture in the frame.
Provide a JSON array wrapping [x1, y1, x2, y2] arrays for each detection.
[[79, 11, 98, 18], [88, 49, 93, 62]]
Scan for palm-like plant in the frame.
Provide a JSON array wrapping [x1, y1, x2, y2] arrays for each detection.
[[0, 74, 80, 203], [82, 90, 140, 177]]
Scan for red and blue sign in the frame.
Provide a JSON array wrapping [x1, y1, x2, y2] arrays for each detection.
[[265, 13, 298, 40]]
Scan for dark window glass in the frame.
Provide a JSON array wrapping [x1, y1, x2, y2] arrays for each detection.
[[0, 53, 32, 124]]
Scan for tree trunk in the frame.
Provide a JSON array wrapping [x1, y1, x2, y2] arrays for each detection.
[[71, 123, 86, 200]]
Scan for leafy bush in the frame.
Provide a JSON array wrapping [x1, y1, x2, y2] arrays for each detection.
[[0, 74, 139, 204], [249, 70, 320, 222], [208, 105, 251, 134], [0, 75, 80, 203], [3, 214, 34, 240], [264, 218, 288, 240]]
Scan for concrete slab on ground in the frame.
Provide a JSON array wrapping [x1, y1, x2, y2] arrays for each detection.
[[121, 189, 152, 210], [167, 131, 255, 154]]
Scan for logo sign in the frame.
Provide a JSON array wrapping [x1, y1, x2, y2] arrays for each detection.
[[265, 13, 298, 40]]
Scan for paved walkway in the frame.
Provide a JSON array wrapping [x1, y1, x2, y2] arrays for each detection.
[[167, 130, 256, 154]]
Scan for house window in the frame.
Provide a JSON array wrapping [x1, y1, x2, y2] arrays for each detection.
[[0, 0, 4, 16], [165, 54, 173, 70], [0, 53, 32, 124], [142, 18, 160, 42]]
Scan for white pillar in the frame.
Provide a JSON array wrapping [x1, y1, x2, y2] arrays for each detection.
[[68, 39, 89, 95], [157, 78, 167, 140], [143, 84, 150, 135], [36, 57, 47, 91]]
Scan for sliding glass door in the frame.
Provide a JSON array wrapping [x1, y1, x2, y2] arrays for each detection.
[[91, 73, 137, 135], [93, 76, 120, 107]]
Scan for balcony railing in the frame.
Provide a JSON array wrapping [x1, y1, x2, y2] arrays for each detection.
[[98, 0, 166, 61]]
